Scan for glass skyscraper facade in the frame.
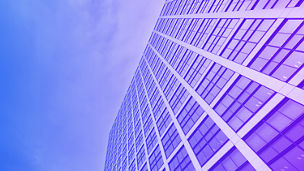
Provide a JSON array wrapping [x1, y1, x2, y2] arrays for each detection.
[[105, 1, 304, 170]]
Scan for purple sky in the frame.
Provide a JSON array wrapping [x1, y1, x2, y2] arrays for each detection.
[[0, 0, 163, 170]]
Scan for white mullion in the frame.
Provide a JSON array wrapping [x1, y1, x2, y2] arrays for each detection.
[[159, 165, 165, 171], [159, 83, 198, 140], [241, 19, 284, 67], [115, 118, 128, 171], [286, 86, 304, 105], [204, 17, 244, 107], [114, 126, 119, 171], [121, 114, 126, 170], [156, 119, 191, 164], [203, 93, 285, 169], [134, 79, 152, 171], [148, 136, 163, 158], [108, 131, 115, 171], [149, 43, 271, 171], [166, 140, 184, 162], [289, 66, 304, 86], [157, 62, 209, 159], [177, 51, 198, 80], [186, 112, 208, 139], [149, 37, 218, 143], [193, 60, 215, 89], [126, 124, 130, 171], [138, 162, 146, 171], [165, 0, 176, 4], [138, 69, 170, 171], [159, 6, 304, 19], [237, 94, 285, 137], [117, 121, 123, 171], [153, 17, 292, 120], [126, 95, 130, 171], [174, 92, 192, 118], [156, 18, 231, 118], [198, 18, 221, 48], [130, 87, 139, 171], [154, 31, 304, 105], [115, 124, 121, 171], [143, 51, 203, 171], [160, 121, 174, 139], [202, 141, 234, 170], [188, 16, 239, 89], [216, 18, 244, 54], [210, 73, 240, 108], [160, 64, 222, 139], [237, 64, 304, 137]]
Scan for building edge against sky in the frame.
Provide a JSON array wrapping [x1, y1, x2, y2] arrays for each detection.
[[105, 1, 304, 170]]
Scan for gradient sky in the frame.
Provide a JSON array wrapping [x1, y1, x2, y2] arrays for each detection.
[[0, 0, 163, 170]]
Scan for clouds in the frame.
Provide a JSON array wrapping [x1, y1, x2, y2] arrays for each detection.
[[0, 0, 163, 170]]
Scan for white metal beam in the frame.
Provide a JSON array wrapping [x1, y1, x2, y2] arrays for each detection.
[[143, 54, 203, 171], [149, 44, 271, 171]]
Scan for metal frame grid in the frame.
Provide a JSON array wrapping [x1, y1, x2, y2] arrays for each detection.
[[105, 1, 304, 170]]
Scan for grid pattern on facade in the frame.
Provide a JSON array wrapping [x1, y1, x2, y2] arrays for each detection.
[[105, 1, 304, 170]]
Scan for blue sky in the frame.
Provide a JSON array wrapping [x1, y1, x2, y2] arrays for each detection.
[[0, 0, 163, 170]]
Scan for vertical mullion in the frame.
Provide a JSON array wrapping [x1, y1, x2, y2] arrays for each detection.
[[134, 74, 152, 171], [137, 69, 170, 171], [149, 43, 271, 171], [154, 30, 304, 105], [129, 86, 139, 171], [143, 51, 203, 171]]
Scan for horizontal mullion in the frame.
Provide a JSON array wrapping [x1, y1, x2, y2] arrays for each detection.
[[143, 54, 203, 171], [138, 69, 170, 171], [149, 43, 271, 171], [160, 6, 304, 19], [154, 31, 304, 105]]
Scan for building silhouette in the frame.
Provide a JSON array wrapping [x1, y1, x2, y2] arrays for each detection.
[[105, 1, 304, 170]]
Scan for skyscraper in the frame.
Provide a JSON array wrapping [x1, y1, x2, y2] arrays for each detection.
[[104, 1, 304, 170]]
